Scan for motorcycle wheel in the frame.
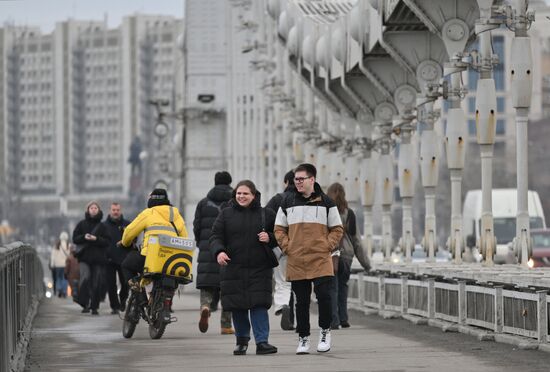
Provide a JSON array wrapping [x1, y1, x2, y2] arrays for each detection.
[[148, 290, 168, 339], [122, 292, 139, 339], [149, 318, 167, 339]]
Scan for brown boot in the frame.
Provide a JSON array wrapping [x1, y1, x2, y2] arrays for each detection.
[[199, 306, 210, 333], [221, 327, 235, 335]]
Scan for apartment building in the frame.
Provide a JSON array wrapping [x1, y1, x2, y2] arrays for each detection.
[[0, 15, 183, 233]]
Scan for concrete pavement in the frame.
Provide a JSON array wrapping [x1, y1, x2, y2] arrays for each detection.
[[25, 288, 550, 371]]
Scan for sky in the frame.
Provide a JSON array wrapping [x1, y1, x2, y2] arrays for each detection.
[[0, 0, 184, 33]]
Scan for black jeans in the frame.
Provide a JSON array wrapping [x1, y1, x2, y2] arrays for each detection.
[[106, 262, 129, 310], [121, 250, 146, 282], [291, 276, 332, 338], [331, 258, 352, 326], [78, 262, 105, 311]]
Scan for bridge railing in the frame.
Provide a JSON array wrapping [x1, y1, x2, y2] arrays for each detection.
[[0, 242, 44, 372], [349, 267, 550, 344]]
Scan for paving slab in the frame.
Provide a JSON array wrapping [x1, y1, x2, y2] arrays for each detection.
[[25, 288, 550, 372]]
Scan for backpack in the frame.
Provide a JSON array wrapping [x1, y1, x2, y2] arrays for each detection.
[[338, 209, 355, 261]]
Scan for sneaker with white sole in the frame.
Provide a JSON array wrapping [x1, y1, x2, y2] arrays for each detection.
[[296, 336, 310, 354], [317, 328, 331, 352]]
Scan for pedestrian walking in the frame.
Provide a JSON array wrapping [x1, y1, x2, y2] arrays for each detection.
[[265, 170, 296, 331], [65, 246, 80, 299], [210, 180, 278, 356], [103, 202, 131, 314], [193, 171, 234, 334], [326, 182, 371, 330], [50, 232, 71, 298], [72, 201, 109, 315], [274, 163, 343, 354]]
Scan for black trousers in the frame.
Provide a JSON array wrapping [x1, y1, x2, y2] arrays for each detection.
[[121, 250, 145, 282], [291, 276, 333, 338], [106, 262, 129, 310], [78, 262, 105, 311]]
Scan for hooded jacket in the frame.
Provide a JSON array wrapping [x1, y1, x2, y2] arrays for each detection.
[[209, 191, 277, 311], [193, 184, 232, 289], [274, 182, 344, 281], [121, 205, 188, 256], [72, 210, 109, 265], [265, 184, 296, 214]]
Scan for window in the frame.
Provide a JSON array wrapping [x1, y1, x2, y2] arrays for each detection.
[[493, 36, 505, 91], [468, 97, 476, 113], [468, 119, 476, 136], [497, 97, 505, 112], [496, 119, 505, 135]]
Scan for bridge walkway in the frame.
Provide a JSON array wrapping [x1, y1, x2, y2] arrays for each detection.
[[24, 289, 550, 372]]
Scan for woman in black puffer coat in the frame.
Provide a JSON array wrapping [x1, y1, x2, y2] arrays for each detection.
[[210, 180, 278, 356], [72, 201, 109, 315]]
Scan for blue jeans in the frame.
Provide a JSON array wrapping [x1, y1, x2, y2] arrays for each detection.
[[231, 307, 270, 344], [54, 267, 67, 296], [331, 258, 351, 326]]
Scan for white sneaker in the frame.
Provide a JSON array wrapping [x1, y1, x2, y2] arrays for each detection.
[[317, 328, 331, 352], [296, 336, 310, 354]]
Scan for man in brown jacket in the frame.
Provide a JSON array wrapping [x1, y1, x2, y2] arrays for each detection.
[[274, 163, 343, 355]]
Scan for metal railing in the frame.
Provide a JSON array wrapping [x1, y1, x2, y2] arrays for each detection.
[[1, 242, 44, 372], [348, 269, 550, 344]]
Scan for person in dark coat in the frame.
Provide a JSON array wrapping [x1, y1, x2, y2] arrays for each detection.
[[265, 170, 296, 331], [102, 202, 131, 314], [210, 180, 278, 356], [193, 171, 234, 334], [72, 201, 109, 315]]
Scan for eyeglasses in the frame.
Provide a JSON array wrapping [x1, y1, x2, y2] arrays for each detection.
[[294, 176, 311, 183]]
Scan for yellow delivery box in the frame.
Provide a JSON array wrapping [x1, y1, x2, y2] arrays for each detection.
[[144, 234, 194, 280]]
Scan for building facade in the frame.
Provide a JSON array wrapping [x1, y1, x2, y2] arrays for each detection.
[[0, 15, 183, 237]]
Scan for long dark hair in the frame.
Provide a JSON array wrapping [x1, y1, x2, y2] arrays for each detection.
[[232, 180, 257, 199], [327, 182, 348, 214]]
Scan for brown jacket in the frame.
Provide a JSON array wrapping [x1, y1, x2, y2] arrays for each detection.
[[64, 252, 80, 283], [274, 183, 343, 280]]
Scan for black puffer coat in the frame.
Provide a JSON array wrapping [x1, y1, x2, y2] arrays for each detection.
[[209, 192, 277, 311], [72, 211, 109, 265], [103, 215, 131, 265], [193, 184, 232, 288]]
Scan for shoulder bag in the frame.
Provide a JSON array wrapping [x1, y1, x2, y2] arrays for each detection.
[[261, 208, 279, 268]]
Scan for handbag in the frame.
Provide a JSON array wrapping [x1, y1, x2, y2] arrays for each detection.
[[261, 209, 279, 268], [73, 244, 85, 259], [74, 223, 101, 259]]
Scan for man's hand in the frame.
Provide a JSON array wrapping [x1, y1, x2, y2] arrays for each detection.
[[217, 252, 231, 266]]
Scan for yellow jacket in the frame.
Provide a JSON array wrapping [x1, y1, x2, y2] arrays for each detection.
[[122, 205, 188, 256]]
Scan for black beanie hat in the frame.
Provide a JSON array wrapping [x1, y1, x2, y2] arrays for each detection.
[[215, 171, 232, 186], [148, 188, 171, 208]]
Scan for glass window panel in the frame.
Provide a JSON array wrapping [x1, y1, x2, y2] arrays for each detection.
[[497, 97, 505, 112], [468, 97, 476, 113], [468, 119, 476, 135], [496, 119, 505, 135]]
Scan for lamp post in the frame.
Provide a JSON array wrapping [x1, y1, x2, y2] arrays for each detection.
[[149, 99, 186, 212]]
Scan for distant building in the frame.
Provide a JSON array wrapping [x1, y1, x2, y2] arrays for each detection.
[[181, 0, 228, 228], [0, 15, 183, 229]]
